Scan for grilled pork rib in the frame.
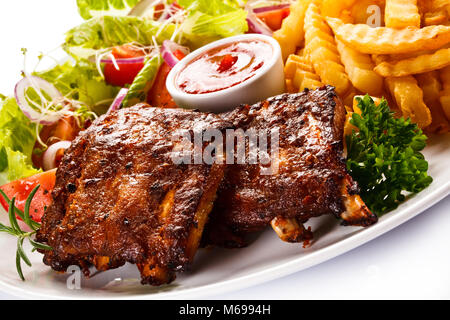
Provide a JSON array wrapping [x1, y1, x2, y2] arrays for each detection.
[[204, 86, 377, 247], [36, 105, 229, 285], [36, 87, 376, 285]]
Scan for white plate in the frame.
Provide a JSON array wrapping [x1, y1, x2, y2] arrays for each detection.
[[0, 134, 449, 299]]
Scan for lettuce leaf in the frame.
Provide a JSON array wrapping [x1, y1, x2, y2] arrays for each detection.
[[178, 0, 243, 15], [64, 16, 176, 59], [122, 54, 162, 107], [179, 0, 248, 48], [0, 97, 40, 185], [35, 60, 120, 114], [77, 0, 141, 20]]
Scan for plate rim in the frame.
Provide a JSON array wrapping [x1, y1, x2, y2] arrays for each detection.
[[0, 180, 448, 300]]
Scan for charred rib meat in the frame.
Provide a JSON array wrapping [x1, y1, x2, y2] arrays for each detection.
[[204, 86, 377, 247], [36, 104, 229, 285]]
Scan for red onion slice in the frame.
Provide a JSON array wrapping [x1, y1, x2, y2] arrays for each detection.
[[108, 88, 129, 113], [253, 3, 290, 14], [161, 40, 190, 68], [14, 76, 64, 125], [246, 12, 274, 36], [245, 2, 274, 36], [42, 140, 72, 171]]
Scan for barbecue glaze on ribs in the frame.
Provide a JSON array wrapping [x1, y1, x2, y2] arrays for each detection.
[[36, 105, 229, 285], [204, 86, 377, 247], [36, 87, 377, 285]]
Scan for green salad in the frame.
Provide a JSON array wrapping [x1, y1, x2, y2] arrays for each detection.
[[0, 0, 249, 185]]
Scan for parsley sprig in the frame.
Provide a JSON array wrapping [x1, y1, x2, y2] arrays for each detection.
[[346, 95, 433, 215], [0, 185, 52, 280]]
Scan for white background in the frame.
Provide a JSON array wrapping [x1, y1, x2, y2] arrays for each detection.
[[0, 1, 449, 300]]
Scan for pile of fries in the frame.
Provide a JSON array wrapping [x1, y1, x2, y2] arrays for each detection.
[[276, 0, 450, 133]]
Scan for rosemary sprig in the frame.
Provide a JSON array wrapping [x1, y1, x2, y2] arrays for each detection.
[[0, 185, 52, 281]]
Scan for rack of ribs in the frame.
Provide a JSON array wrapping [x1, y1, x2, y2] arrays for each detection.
[[36, 87, 377, 286], [36, 104, 230, 285], [203, 86, 377, 248]]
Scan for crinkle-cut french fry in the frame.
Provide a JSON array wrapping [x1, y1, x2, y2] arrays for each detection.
[[326, 17, 450, 54], [286, 79, 297, 93], [375, 48, 450, 77], [386, 76, 432, 128], [350, 0, 386, 24], [424, 0, 450, 26], [284, 54, 323, 92], [387, 44, 450, 60], [344, 112, 357, 139], [417, 0, 431, 12], [339, 9, 354, 24], [416, 71, 450, 133], [439, 66, 450, 120], [372, 54, 390, 65], [440, 65, 450, 90], [300, 77, 324, 91], [274, 0, 313, 61], [385, 0, 421, 28], [337, 40, 384, 96], [424, 11, 448, 26], [284, 54, 306, 79], [304, 3, 352, 96], [441, 94, 450, 119], [296, 48, 305, 56], [342, 87, 358, 108], [320, 0, 356, 18]]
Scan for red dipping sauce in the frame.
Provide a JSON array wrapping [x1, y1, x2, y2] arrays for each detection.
[[176, 40, 273, 94]]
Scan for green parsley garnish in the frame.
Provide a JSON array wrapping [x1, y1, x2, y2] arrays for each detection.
[[0, 185, 52, 281], [346, 95, 433, 215]]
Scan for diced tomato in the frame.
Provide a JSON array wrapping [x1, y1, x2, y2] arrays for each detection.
[[104, 62, 144, 87], [52, 115, 82, 141], [0, 169, 56, 223], [154, 2, 182, 20], [172, 50, 186, 61], [32, 115, 82, 169], [104, 44, 146, 87], [153, 3, 166, 20], [147, 50, 186, 109], [256, 7, 290, 31]]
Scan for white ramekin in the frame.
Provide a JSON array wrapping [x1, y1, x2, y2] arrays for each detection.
[[166, 34, 285, 113]]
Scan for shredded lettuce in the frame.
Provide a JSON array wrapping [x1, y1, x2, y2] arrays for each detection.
[[122, 55, 162, 107], [0, 97, 40, 185], [35, 60, 120, 114], [64, 16, 176, 59], [179, 0, 248, 48], [77, 0, 141, 20]]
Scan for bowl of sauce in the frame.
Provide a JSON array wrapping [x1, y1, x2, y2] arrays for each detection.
[[166, 34, 285, 112]]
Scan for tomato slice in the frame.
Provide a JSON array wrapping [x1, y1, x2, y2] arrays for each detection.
[[256, 7, 290, 31], [0, 169, 56, 223], [111, 44, 145, 58], [153, 3, 166, 20], [104, 61, 145, 87], [104, 44, 146, 87], [32, 115, 82, 169], [147, 50, 186, 108]]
